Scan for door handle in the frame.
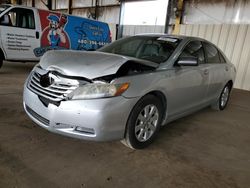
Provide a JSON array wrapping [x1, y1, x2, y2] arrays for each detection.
[[225, 66, 229, 71], [203, 69, 209, 75], [35, 31, 39, 39]]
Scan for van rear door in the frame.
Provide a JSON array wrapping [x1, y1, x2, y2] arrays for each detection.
[[0, 7, 40, 61]]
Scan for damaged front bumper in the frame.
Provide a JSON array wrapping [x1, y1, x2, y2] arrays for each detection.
[[23, 85, 139, 141]]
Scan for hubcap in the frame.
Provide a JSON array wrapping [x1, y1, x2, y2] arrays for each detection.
[[221, 86, 229, 107], [135, 104, 159, 142]]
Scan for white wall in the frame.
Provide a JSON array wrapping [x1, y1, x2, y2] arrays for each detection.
[[122, 25, 165, 37], [179, 24, 250, 91], [121, 0, 168, 26]]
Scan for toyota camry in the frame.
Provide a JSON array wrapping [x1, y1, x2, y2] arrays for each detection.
[[23, 34, 236, 149]]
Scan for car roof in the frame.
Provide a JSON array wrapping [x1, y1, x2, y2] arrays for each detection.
[[135, 33, 207, 41]]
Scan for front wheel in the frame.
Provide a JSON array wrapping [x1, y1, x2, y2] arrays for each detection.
[[122, 95, 164, 149], [212, 83, 232, 111]]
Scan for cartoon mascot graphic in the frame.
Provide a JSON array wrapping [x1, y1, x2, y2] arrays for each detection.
[[34, 13, 70, 57], [47, 14, 66, 47]]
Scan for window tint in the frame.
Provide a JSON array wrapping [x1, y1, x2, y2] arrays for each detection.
[[203, 42, 221, 64], [179, 41, 205, 64], [0, 8, 35, 29]]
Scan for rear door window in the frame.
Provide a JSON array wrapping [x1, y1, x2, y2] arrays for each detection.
[[219, 52, 227, 63], [203, 42, 221, 64]]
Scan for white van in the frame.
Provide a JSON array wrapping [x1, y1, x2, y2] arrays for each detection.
[[0, 4, 111, 68]]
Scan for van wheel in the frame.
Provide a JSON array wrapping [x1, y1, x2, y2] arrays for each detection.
[[0, 59, 3, 69], [211, 83, 232, 111], [122, 95, 163, 149]]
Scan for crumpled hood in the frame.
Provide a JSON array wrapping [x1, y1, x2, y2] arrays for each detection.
[[39, 50, 158, 79]]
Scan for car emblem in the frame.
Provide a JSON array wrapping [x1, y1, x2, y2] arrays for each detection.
[[40, 72, 54, 87]]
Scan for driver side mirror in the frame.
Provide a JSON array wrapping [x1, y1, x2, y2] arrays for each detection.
[[177, 57, 198, 66]]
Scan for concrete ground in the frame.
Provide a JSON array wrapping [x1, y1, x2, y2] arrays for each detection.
[[0, 61, 250, 188]]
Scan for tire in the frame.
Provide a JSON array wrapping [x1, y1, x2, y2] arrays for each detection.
[[0, 59, 3, 69], [122, 94, 164, 149], [211, 83, 232, 111]]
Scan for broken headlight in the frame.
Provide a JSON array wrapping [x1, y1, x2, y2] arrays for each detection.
[[68, 82, 130, 100]]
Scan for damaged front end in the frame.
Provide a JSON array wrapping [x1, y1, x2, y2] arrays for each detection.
[[27, 51, 157, 106], [93, 59, 157, 82]]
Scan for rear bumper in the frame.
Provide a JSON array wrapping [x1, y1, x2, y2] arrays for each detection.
[[23, 86, 139, 141]]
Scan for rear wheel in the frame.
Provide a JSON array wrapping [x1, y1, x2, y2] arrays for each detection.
[[122, 94, 163, 149], [212, 83, 232, 111], [0, 49, 4, 69]]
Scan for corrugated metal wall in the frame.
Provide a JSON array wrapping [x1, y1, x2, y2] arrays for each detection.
[[179, 24, 250, 91], [183, 0, 250, 24], [122, 25, 165, 37], [53, 0, 120, 40], [51, 0, 120, 24]]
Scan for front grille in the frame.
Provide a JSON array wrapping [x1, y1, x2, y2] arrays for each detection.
[[27, 71, 78, 102], [26, 105, 50, 126]]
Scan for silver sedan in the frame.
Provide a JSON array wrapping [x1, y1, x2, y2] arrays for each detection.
[[23, 34, 236, 149]]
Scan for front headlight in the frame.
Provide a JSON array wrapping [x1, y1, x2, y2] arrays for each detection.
[[68, 82, 130, 100]]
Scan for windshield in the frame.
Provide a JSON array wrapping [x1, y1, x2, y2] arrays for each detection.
[[98, 36, 180, 63], [0, 5, 10, 14]]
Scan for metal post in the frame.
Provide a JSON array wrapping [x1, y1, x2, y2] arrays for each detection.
[[68, 0, 72, 14], [164, 0, 172, 34], [47, 0, 52, 10], [32, 0, 35, 7], [172, 0, 184, 35], [94, 0, 99, 20], [117, 0, 125, 39]]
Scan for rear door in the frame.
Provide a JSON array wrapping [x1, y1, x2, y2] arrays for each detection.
[[202, 42, 226, 102], [0, 7, 39, 60], [168, 40, 210, 116]]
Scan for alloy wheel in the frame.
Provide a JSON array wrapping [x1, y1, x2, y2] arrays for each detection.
[[221, 86, 229, 107], [135, 104, 159, 142]]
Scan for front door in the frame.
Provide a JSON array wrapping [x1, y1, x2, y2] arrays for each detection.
[[168, 40, 209, 116], [0, 7, 39, 61]]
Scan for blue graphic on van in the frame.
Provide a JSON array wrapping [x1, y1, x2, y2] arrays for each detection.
[[34, 10, 111, 57], [65, 17, 111, 51]]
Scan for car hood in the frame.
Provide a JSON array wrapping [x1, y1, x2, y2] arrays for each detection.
[[39, 50, 158, 79]]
